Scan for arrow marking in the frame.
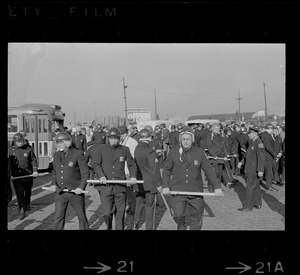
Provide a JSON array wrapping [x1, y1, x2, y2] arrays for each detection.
[[226, 262, 252, 273], [83, 262, 111, 273]]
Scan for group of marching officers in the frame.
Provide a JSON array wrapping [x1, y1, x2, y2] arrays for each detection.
[[7, 120, 285, 230]]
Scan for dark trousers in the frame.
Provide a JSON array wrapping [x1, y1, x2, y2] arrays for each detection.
[[244, 173, 262, 210], [100, 187, 126, 230], [12, 179, 33, 212], [126, 186, 136, 215], [212, 163, 230, 187], [264, 159, 274, 189], [54, 192, 89, 230], [230, 156, 239, 175], [171, 195, 205, 230], [272, 159, 281, 183], [133, 192, 156, 230]]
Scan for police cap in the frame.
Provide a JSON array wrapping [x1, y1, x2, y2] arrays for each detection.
[[55, 132, 72, 141], [118, 125, 128, 134], [13, 133, 25, 142], [107, 127, 121, 138], [248, 125, 260, 133], [139, 129, 152, 140], [144, 125, 153, 132]]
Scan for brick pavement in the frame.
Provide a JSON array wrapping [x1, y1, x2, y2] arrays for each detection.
[[7, 174, 285, 230]]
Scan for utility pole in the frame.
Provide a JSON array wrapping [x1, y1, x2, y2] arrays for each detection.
[[74, 112, 76, 126], [123, 77, 128, 125], [263, 82, 268, 122], [154, 89, 158, 120], [236, 88, 242, 123]]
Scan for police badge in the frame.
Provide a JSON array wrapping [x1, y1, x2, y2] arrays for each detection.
[[68, 161, 74, 167], [194, 160, 199, 165], [120, 156, 124, 162]]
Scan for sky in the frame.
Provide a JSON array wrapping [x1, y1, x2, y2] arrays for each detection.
[[8, 43, 285, 125]]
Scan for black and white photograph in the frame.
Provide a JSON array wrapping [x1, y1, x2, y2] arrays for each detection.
[[6, 1, 296, 275], [7, 43, 285, 231]]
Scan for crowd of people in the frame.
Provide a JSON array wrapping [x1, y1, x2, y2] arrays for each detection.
[[7, 119, 285, 230]]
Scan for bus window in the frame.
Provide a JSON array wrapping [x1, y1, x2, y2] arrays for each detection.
[[31, 117, 35, 133], [39, 118, 42, 133], [39, 142, 42, 156], [43, 119, 48, 133], [44, 142, 48, 156], [24, 117, 30, 133], [8, 115, 18, 132]]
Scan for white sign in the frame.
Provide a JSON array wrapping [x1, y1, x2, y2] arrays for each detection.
[[127, 108, 151, 122]]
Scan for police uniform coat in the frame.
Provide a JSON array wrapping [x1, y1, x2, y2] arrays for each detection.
[[244, 137, 266, 174], [134, 141, 163, 193], [51, 148, 90, 192], [91, 130, 107, 145], [261, 132, 277, 160], [162, 146, 220, 192], [72, 133, 87, 153], [9, 144, 38, 178], [93, 144, 137, 193]]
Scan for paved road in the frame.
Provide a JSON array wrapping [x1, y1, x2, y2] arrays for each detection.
[[7, 174, 285, 230]]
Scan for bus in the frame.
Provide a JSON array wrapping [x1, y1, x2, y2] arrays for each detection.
[[185, 118, 220, 127], [8, 103, 65, 171]]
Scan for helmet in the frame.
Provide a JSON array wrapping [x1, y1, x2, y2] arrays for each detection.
[[107, 127, 121, 138], [144, 125, 153, 132], [154, 125, 160, 130], [13, 133, 25, 142], [139, 129, 152, 140], [179, 127, 195, 143], [96, 124, 103, 131], [171, 125, 176, 130], [76, 126, 82, 132], [55, 132, 72, 142], [177, 124, 184, 131], [118, 125, 128, 135]]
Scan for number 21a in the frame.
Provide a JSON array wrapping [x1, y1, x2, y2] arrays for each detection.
[[256, 262, 284, 273]]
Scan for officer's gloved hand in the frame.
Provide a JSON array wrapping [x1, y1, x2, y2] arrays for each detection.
[[129, 177, 137, 185], [258, 171, 264, 178], [32, 172, 39, 177], [157, 186, 163, 193], [48, 185, 57, 192], [100, 177, 107, 184], [214, 188, 224, 197], [237, 162, 243, 169], [162, 187, 171, 195], [74, 188, 83, 194]]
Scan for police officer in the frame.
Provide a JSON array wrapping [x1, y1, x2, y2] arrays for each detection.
[[133, 129, 163, 230], [48, 132, 90, 230], [206, 124, 231, 189], [168, 125, 179, 150], [8, 133, 38, 219], [72, 126, 87, 155], [93, 128, 137, 230], [162, 127, 223, 230], [91, 124, 107, 145], [118, 125, 138, 228], [261, 123, 279, 191], [237, 125, 266, 211]]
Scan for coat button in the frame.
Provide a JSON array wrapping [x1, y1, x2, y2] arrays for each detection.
[[186, 181, 188, 183], [61, 176, 63, 179]]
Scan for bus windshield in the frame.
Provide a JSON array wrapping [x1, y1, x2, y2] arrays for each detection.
[[8, 115, 18, 132], [50, 120, 64, 132]]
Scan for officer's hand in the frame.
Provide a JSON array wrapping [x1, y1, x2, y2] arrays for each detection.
[[32, 172, 39, 177], [214, 188, 224, 197], [74, 188, 83, 194], [233, 154, 237, 157], [277, 153, 282, 158], [48, 185, 57, 192], [157, 186, 163, 193], [258, 171, 264, 178], [130, 177, 137, 185], [100, 177, 107, 184], [237, 162, 243, 169], [162, 187, 171, 195]]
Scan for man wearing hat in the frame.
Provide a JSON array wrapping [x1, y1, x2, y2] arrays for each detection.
[[91, 124, 107, 145], [72, 125, 87, 155], [133, 128, 163, 230], [162, 127, 223, 230], [237, 125, 266, 211], [118, 125, 138, 229], [261, 123, 279, 191], [93, 128, 137, 230], [168, 125, 180, 150]]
